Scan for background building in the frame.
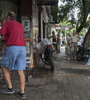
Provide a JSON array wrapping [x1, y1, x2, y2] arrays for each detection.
[[0, 0, 58, 69]]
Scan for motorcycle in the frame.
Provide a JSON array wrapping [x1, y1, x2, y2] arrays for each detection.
[[0, 61, 5, 85], [0, 64, 5, 85], [76, 46, 90, 61], [36, 38, 54, 71]]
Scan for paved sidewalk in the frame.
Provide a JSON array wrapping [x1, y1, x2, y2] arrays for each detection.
[[0, 46, 90, 100]]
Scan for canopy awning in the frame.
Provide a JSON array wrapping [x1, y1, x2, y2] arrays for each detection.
[[37, 0, 58, 6]]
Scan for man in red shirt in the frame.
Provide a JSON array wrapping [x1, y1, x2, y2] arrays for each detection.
[[0, 11, 26, 99]]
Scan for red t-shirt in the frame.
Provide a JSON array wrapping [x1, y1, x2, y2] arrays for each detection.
[[0, 20, 26, 46]]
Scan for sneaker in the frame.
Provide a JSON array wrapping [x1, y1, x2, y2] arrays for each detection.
[[0, 87, 15, 94], [16, 92, 26, 99]]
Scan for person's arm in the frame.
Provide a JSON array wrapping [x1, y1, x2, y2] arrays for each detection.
[[0, 22, 7, 36], [48, 36, 52, 39], [0, 34, 6, 44], [0, 33, 3, 41], [0, 23, 7, 43], [70, 36, 72, 46], [58, 37, 60, 40]]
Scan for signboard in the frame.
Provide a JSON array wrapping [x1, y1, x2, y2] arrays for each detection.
[[22, 20, 30, 32]]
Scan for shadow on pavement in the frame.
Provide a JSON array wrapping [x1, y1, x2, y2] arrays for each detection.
[[59, 68, 90, 76]]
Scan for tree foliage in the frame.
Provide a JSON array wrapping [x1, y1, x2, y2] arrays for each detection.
[[58, 0, 90, 33]]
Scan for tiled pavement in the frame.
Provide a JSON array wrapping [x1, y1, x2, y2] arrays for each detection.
[[0, 46, 90, 100]]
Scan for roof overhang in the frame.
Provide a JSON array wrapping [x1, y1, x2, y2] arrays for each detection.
[[37, 0, 58, 6]]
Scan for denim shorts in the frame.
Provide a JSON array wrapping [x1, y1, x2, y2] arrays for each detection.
[[1, 46, 26, 70]]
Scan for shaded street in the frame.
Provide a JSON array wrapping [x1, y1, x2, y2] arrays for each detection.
[[1, 46, 90, 100], [0, 0, 90, 100]]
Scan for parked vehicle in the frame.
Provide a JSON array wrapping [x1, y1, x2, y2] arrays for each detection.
[[36, 38, 54, 71], [0, 77, 5, 85], [76, 46, 90, 61], [0, 67, 5, 85]]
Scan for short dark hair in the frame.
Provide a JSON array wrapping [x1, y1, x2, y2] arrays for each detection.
[[6, 11, 16, 20]]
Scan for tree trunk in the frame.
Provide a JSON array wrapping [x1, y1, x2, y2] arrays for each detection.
[[76, 0, 88, 33], [76, 17, 87, 33], [83, 27, 90, 48]]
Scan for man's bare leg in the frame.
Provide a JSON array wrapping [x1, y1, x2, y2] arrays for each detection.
[[1, 67, 12, 89], [18, 70, 25, 94]]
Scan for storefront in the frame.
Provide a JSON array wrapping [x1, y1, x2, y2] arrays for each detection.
[[0, 0, 58, 71], [32, 0, 58, 67], [0, 0, 33, 74], [0, 0, 34, 82], [21, 0, 33, 74]]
